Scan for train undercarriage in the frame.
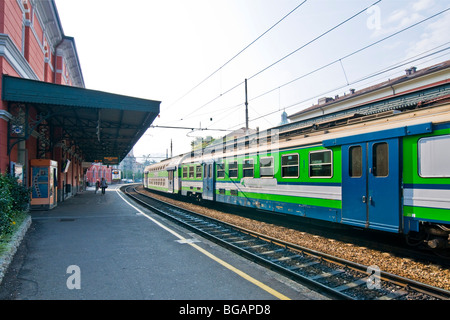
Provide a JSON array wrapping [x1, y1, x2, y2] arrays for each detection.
[[407, 223, 450, 250]]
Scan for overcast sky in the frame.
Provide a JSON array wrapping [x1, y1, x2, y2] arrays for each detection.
[[54, 0, 450, 161]]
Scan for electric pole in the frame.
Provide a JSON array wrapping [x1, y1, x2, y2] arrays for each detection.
[[245, 78, 249, 134]]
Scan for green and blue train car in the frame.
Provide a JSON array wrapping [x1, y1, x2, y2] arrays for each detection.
[[144, 102, 450, 249], [180, 160, 204, 199], [144, 155, 183, 194]]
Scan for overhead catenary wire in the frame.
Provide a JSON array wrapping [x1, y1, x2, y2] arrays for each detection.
[[247, 0, 383, 81], [165, 0, 308, 112], [178, 0, 383, 123], [158, 4, 450, 138], [244, 7, 450, 106], [226, 45, 450, 130]]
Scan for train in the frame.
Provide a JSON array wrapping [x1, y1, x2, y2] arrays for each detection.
[[144, 67, 450, 250]]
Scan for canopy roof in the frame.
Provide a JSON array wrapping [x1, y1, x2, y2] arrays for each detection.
[[2, 75, 160, 163]]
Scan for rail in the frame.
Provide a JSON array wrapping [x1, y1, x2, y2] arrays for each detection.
[[122, 185, 450, 300]]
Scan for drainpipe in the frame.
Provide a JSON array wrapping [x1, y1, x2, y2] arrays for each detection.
[[390, 85, 396, 95], [53, 37, 65, 84]]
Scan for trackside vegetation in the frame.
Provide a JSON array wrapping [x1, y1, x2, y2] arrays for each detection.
[[0, 174, 30, 240]]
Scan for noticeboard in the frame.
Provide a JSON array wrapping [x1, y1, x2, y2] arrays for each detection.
[[103, 156, 119, 165]]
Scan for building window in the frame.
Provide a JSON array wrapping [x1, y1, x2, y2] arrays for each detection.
[[281, 154, 299, 178], [418, 135, 450, 177], [309, 150, 332, 178], [260, 157, 274, 177]]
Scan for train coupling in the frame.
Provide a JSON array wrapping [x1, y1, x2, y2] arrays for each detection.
[[425, 225, 450, 249], [427, 237, 450, 249]]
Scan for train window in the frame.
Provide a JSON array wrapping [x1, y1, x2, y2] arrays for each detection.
[[243, 159, 254, 178], [260, 157, 274, 177], [229, 161, 238, 178], [309, 150, 332, 178], [372, 143, 388, 177], [182, 167, 188, 179], [349, 146, 362, 178], [418, 135, 450, 177], [217, 163, 225, 178], [189, 166, 195, 178], [282, 154, 299, 178], [196, 165, 202, 178]]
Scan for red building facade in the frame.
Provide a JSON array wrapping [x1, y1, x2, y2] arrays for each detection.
[[0, 1, 160, 207], [0, 0, 84, 200], [85, 163, 112, 186]]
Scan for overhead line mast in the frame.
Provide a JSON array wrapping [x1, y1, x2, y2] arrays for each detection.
[[245, 78, 249, 133]]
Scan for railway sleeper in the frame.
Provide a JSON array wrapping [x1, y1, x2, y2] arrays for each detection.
[[274, 254, 302, 262], [230, 239, 253, 245], [377, 289, 408, 300], [219, 232, 241, 238], [244, 243, 269, 250], [308, 269, 345, 281], [258, 248, 285, 256], [287, 260, 320, 271], [195, 224, 220, 231], [333, 278, 367, 292], [223, 237, 246, 243]]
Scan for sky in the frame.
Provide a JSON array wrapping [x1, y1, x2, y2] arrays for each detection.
[[54, 0, 450, 162]]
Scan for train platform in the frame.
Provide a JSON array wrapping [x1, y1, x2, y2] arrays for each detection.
[[0, 184, 327, 301]]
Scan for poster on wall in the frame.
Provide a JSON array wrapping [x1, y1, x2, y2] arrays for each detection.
[[32, 167, 49, 198]]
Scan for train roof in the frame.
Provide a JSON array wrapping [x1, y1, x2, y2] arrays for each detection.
[[147, 98, 450, 168], [182, 99, 450, 163], [144, 154, 185, 172], [152, 60, 450, 166]]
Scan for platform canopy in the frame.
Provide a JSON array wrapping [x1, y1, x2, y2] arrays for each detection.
[[2, 75, 160, 163]]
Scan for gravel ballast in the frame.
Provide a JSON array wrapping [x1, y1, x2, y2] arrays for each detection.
[[138, 188, 450, 291]]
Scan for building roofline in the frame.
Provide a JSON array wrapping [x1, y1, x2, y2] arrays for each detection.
[[36, 0, 85, 88], [288, 59, 450, 120]]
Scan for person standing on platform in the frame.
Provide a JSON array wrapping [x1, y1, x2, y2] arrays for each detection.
[[95, 180, 100, 194], [100, 177, 108, 195]]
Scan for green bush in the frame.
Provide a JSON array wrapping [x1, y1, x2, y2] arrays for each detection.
[[0, 174, 30, 236]]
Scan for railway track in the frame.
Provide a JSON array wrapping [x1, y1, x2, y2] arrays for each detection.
[[122, 185, 450, 300]]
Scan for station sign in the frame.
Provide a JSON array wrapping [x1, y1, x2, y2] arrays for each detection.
[[103, 156, 119, 165]]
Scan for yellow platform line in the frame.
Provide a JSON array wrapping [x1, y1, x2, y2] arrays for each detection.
[[117, 188, 291, 300]]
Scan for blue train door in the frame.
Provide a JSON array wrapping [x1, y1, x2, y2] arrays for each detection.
[[341, 138, 400, 232], [203, 161, 215, 201]]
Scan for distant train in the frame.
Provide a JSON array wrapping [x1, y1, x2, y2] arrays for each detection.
[[144, 87, 450, 250]]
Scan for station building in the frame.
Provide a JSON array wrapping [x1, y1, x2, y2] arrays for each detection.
[[0, 0, 160, 209], [286, 61, 450, 126], [85, 163, 112, 186]]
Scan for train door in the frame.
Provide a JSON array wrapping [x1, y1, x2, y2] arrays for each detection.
[[168, 170, 174, 193], [203, 161, 215, 201], [341, 138, 400, 232]]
